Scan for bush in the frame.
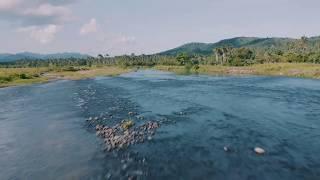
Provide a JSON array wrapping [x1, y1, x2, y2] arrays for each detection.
[[0, 76, 13, 83], [19, 73, 31, 79], [63, 66, 80, 72], [33, 74, 40, 78]]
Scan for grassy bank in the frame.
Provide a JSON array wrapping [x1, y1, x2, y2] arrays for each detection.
[[155, 63, 320, 79], [44, 66, 131, 80], [1, 63, 319, 88], [0, 66, 131, 88]]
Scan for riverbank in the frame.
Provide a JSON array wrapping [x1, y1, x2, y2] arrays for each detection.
[[0, 66, 131, 88], [155, 63, 320, 79], [1, 63, 319, 88]]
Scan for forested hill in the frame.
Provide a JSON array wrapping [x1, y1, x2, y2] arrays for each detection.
[[159, 36, 320, 56], [0, 52, 90, 62]]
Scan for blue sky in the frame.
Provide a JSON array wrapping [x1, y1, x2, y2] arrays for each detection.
[[0, 0, 319, 56]]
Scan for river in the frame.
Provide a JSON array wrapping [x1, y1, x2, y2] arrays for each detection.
[[0, 70, 320, 180]]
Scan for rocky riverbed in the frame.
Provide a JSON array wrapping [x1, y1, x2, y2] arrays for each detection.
[[95, 120, 160, 152]]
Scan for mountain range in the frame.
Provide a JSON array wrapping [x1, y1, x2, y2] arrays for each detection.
[[1, 36, 320, 62], [159, 36, 320, 56], [0, 52, 90, 62]]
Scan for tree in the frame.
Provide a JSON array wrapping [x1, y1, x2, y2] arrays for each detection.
[[176, 53, 190, 65], [229, 48, 255, 66], [97, 54, 104, 59], [214, 47, 233, 65], [214, 48, 224, 65]]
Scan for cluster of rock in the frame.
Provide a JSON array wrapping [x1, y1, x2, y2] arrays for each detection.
[[95, 120, 160, 152]]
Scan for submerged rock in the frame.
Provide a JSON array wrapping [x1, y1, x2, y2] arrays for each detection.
[[128, 176, 137, 180], [96, 125, 103, 131], [122, 163, 128, 170], [128, 112, 136, 116], [131, 170, 143, 176], [105, 173, 112, 180], [223, 146, 229, 152], [121, 120, 135, 130]]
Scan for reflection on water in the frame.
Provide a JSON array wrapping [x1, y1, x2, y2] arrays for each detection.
[[0, 70, 320, 180]]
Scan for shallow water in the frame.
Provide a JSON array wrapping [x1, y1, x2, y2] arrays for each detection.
[[0, 70, 320, 180]]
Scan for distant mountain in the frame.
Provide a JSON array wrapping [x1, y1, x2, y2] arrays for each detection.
[[0, 52, 91, 62], [159, 36, 320, 56]]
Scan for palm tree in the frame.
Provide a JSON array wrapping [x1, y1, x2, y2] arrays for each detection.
[[222, 47, 232, 64], [97, 54, 104, 59], [214, 48, 224, 65]]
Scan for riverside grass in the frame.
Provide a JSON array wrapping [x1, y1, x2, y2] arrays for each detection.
[[155, 63, 320, 79], [0, 66, 131, 88]]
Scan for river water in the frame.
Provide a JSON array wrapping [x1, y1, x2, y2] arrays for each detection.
[[0, 70, 320, 180]]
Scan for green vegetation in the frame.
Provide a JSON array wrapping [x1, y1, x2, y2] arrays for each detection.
[[0, 68, 50, 87], [2, 36, 320, 69]]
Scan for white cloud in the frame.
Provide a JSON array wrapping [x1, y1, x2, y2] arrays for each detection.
[[1, 1, 75, 44], [117, 35, 136, 44], [0, 0, 74, 26], [95, 33, 138, 55], [23, 3, 72, 22], [0, 0, 20, 10], [18, 24, 60, 44], [80, 18, 98, 35]]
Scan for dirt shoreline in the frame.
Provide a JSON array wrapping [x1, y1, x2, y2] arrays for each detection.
[[0, 67, 131, 88]]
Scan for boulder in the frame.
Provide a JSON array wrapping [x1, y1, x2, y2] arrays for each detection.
[[254, 147, 265, 155]]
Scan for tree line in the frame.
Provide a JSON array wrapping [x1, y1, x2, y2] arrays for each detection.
[[1, 37, 320, 69]]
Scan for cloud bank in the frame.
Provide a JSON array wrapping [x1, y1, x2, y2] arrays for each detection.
[[0, 0, 75, 43], [17, 24, 60, 44]]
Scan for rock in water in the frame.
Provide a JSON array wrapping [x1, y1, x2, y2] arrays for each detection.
[[128, 112, 136, 116], [105, 173, 112, 179], [122, 164, 128, 170], [223, 146, 229, 152], [121, 120, 134, 130], [254, 147, 265, 154]]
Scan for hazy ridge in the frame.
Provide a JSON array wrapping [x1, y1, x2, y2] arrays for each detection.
[[159, 36, 320, 56], [0, 52, 90, 62]]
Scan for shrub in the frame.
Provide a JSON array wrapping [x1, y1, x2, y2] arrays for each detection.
[[19, 73, 31, 79], [0, 76, 13, 83]]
